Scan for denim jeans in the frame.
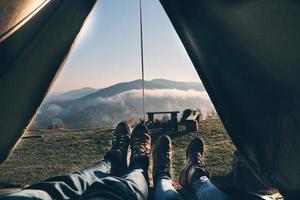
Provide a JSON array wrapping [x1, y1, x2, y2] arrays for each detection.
[[0, 160, 148, 200], [192, 176, 231, 200], [154, 175, 182, 200], [153, 174, 230, 200]]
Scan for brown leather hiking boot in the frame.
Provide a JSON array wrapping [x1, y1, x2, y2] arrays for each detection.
[[104, 121, 132, 170], [179, 137, 209, 188], [153, 135, 172, 183], [130, 123, 151, 163]]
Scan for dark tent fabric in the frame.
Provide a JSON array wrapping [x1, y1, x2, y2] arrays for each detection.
[[1, 0, 300, 197], [0, 0, 97, 164], [160, 0, 300, 195]]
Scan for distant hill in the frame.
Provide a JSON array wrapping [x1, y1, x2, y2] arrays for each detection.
[[81, 79, 205, 100], [34, 79, 213, 128], [151, 79, 204, 91], [45, 87, 98, 102]]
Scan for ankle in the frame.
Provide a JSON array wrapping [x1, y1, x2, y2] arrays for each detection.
[[104, 149, 122, 162], [130, 155, 149, 171], [154, 172, 171, 183], [192, 168, 210, 183], [105, 150, 128, 175]]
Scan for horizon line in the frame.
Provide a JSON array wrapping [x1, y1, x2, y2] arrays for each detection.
[[50, 78, 203, 94]]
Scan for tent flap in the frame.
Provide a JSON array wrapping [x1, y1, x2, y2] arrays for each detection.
[[0, 0, 97, 164], [160, 0, 300, 195]]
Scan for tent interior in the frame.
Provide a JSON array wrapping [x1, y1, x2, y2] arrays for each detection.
[[1, 0, 300, 199]]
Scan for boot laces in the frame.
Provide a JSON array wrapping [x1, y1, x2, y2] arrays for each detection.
[[132, 137, 150, 156], [191, 152, 204, 169], [156, 151, 170, 174], [112, 133, 129, 151]]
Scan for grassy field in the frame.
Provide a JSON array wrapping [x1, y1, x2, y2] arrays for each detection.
[[0, 119, 236, 199]]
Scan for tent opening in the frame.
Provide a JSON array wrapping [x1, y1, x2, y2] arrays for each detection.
[[0, 1, 235, 199]]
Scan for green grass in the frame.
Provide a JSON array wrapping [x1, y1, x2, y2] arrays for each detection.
[[0, 119, 236, 199]]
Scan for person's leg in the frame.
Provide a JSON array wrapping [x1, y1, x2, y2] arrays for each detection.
[[192, 175, 231, 200], [179, 137, 231, 200], [0, 160, 111, 200], [154, 175, 181, 200], [153, 136, 181, 200], [1, 121, 132, 200], [79, 166, 149, 200], [80, 123, 152, 200]]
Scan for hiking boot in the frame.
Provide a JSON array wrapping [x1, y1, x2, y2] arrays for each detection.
[[130, 123, 151, 163], [153, 135, 172, 183], [179, 137, 209, 187], [104, 121, 131, 169]]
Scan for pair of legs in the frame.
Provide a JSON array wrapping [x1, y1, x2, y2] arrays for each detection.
[[1, 122, 151, 200], [1, 122, 230, 200], [152, 135, 231, 200], [2, 160, 147, 200]]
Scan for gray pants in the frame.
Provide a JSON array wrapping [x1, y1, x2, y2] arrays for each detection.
[[0, 160, 148, 200]]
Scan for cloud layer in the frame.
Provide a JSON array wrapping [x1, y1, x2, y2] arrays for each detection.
[[34, 89, 215, 128]]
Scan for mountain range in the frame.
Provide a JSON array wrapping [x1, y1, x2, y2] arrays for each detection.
[[45, 87, 98, 102], [33, 79, 213, 128]]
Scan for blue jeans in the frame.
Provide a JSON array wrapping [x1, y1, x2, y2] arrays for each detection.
[[0, 160, 148, 200], [153, 175, 230, 200], [193, 176, 231, 200], [154, 175, 182, 200]]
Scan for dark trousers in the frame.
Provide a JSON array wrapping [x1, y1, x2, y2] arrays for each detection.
[[0, 160, 148, 200]]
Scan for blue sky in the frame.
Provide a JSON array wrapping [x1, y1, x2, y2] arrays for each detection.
[[51, 0, 200, 93]]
